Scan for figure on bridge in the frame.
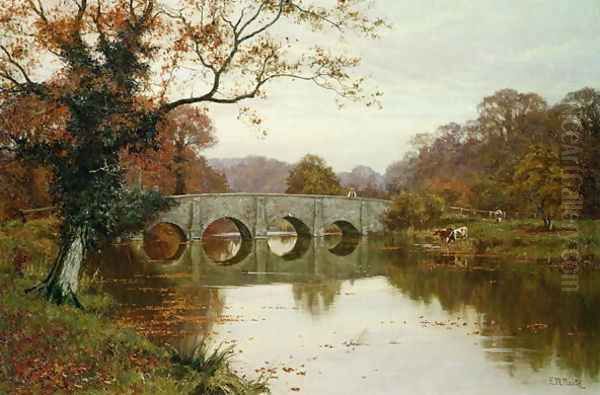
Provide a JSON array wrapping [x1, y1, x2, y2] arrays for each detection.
[[347, 187, 357, 199]]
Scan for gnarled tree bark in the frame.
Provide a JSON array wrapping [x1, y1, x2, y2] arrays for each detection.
[[26, 230, 86, 307]]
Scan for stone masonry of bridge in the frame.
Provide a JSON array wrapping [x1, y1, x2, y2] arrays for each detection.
[[148, 193, 391, 240]]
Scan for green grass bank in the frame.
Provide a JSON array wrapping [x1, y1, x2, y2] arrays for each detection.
[[386, 217, 600, 262]]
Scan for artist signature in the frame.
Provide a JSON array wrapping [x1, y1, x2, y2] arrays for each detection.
[[548, 376, 586, 389]]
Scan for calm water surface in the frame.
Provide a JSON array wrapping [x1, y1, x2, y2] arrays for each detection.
[[95, 235, 600, 394]]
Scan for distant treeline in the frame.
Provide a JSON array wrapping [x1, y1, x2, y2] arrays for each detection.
[[384, 87, 600, 220], [209, 156, 389, 198]]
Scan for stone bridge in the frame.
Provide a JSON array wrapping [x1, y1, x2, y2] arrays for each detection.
[[148, 193, 391, 240]]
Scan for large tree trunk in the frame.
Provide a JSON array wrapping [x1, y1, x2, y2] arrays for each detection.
[[174, 169, 186, 195], [26, 230, 86, 307], [173, 145, 187, 195]]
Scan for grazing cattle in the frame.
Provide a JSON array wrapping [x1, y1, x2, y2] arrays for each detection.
[[494, 209, 505, 222], [434, 226, 468, 244], [453, 226, 468, 240], [433, 228, 454, 243]]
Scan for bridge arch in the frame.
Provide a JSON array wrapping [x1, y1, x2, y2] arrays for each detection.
[[143, 222, 188, 260], [329, 220, 361, 237], [282, 215, 312, 237], [145, 220, 188, 242], [266, 215, 312, 260], [226, 217, 253, 240], [201, 216, 253, 240], [267, 215, 312, 237], [264, 196, 316, 237], [201, 217, 254, 265]]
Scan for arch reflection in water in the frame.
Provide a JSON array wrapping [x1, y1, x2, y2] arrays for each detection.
[[202, 237, 253, 265], [143, 222, 187, 261], [322, 220, 361, 256], [267, 217, 311, 260], [202, 217, 253, 265], [267, 235, 312, 260]]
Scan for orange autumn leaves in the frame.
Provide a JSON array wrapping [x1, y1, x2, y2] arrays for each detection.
[[1, 0, 384, 109], [121, 106, 228, 195], [0, 103, 226, 219], [0, 95, 72, 147]]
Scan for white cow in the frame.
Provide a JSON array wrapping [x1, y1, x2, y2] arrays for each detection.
[[451, 226, 468, 241], [494, 209, 505, 223]]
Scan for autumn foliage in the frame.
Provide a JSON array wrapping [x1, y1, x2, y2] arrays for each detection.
[[388, 87, 600, 225], [0, 0, 384, 305], [0, 160, 52, 220], [122, 106, 228, 195]]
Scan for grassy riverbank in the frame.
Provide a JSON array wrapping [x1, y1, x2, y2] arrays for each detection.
[[388, 217, 600, 262], [0, 218, 268, 394]]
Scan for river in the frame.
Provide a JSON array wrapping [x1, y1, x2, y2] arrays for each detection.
[[94, 234, 600, 394]]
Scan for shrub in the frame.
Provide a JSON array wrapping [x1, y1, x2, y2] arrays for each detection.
[[0, 218, 58, 277], [384, 191, 445, 231], [171, 339, 269, 395]]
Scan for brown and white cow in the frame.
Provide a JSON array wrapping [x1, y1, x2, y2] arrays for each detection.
[[453, 226, 468, 240], [433, 228, 454, 243], [433, 226, 468, 244], [494, 209, 505, 222]]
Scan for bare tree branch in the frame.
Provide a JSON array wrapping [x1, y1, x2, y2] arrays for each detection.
[[290, 2, 342, 31], [238, 0, 285, 44], [162, 0, 288, 112]]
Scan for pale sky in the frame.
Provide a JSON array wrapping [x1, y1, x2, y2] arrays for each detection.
[[203, 0, 600, 173]]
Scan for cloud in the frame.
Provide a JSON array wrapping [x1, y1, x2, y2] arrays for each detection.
[[206, 0, 600, 173]]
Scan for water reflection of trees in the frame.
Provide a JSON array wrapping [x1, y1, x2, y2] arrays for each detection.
[[203, 237, 241, 262], [94, 238, 600, 380], [93, 245, 225, 353], [292, 279, 343, 315], [384, 257, 600, 379]]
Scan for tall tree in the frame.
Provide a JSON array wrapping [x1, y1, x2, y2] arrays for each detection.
[[512, 145, 562, 229], [168, 107, 217, 195], [561, 88, 600, 218], [475, 89, 548, 182], [0, 0, 384, 305], [123, 106, 222, 194], [286, 154, 343, 195], [192, 156, 229, 193]]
